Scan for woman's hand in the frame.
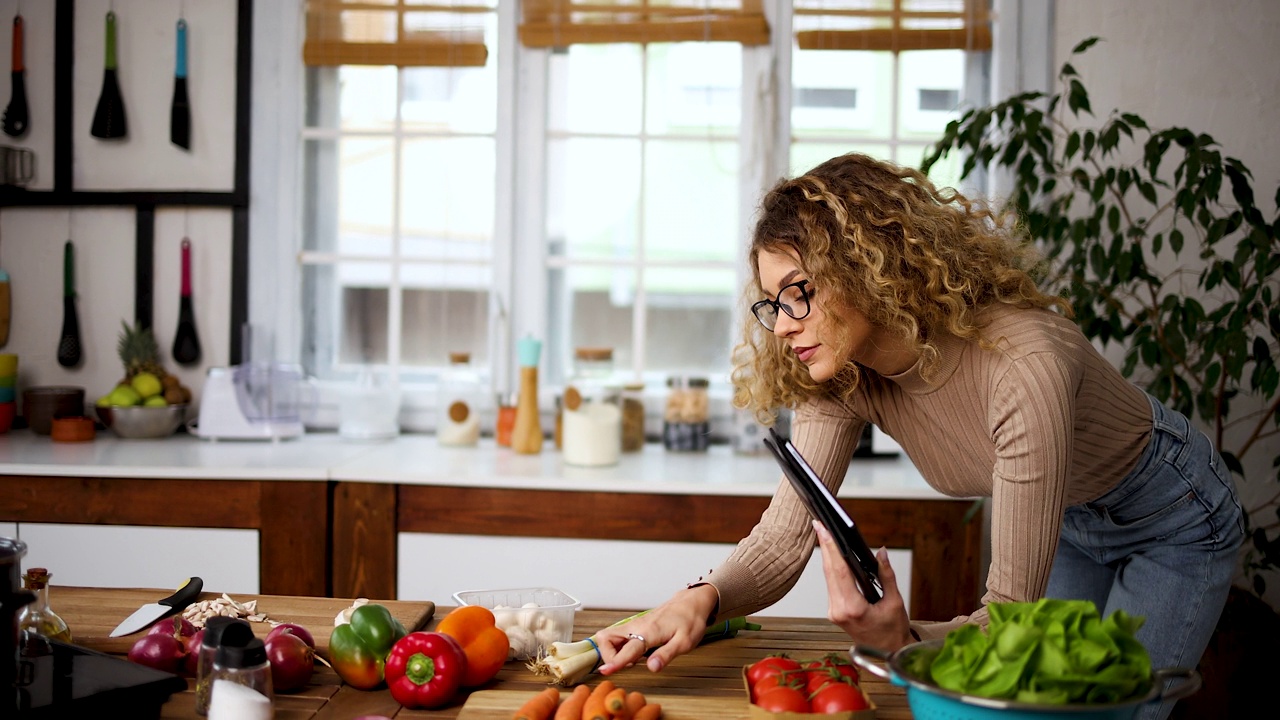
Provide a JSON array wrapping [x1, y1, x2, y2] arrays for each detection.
[[813, 519, 914, 652], [594, 584, 719, 675]]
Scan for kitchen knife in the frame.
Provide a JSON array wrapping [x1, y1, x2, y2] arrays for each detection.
[[109, 576, 204, 637]]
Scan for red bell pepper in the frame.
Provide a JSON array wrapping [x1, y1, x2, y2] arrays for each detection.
[[384, 631, 468, 710]]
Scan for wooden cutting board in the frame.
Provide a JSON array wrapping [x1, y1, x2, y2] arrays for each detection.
[[58, 586, 435, 657], [458, 688, 753, 720]]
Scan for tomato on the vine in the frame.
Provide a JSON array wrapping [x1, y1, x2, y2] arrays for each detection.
[[746, 655, 803, 687], [810, 681, 870, 713], [754, 685, 811, 713], [810, 654, 860, 685]]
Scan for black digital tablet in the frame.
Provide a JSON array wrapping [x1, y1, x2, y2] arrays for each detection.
[[763, 428, 883, 604]]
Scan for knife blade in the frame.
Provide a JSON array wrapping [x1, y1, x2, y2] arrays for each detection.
[[109, 577, 204, 637]]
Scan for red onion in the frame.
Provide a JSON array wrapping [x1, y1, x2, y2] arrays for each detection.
[[181, 628, 205, 675], [266, 622, 316, 649], [128, 632, 188, 674], [148, 615, 198, 641], [263, 631, 316, 692]]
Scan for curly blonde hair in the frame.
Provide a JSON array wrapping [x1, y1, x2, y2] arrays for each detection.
[[731, 152, 1070, 419]]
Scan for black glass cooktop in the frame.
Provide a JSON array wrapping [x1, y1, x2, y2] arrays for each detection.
[[8, 639, 188, 719]]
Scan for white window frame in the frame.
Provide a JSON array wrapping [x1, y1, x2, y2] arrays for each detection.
[[249, 1, 1034, 434]]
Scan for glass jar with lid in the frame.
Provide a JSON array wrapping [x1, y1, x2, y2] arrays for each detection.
[[663, 376, 710, 452], [438, 352, 483, 447], [562, 347, 622, 466], [620, 383, 646, 452]]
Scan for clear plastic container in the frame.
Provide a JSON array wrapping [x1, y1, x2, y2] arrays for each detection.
[[562, 348, 622, 466], [438, 352, 483, 447], [452, 587, 581, 660]]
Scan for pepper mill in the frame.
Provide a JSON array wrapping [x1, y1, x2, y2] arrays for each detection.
[[511, 336, 543, 454]]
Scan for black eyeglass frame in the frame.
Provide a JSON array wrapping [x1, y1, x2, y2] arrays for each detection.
[[751, 279, 812, 331]]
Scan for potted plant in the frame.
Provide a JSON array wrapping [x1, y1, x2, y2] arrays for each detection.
[[921, 37, 1279, 715]]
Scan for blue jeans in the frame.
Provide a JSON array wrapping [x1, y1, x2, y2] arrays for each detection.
[[1046, 391, 1244, 720]]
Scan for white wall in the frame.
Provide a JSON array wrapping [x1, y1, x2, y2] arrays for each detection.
[[1052, 0, 1280, 608], [0, 0, 239, 410]]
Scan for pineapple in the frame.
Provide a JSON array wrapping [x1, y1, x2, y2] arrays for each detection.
[[117, 321, 167, 381]]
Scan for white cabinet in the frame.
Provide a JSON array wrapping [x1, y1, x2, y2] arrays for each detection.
[[15, 523, 260, 593], [397, 533, 911, 618]]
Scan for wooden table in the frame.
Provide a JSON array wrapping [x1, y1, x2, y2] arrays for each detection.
[[58, 587, 913, 719]]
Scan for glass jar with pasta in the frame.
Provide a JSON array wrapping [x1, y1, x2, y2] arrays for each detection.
[[662, 376, 710, 452]]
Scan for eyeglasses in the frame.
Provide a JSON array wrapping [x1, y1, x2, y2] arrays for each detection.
[[751, 280, 812, 331]]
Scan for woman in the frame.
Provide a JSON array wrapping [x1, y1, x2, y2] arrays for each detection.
[[595, 152, 1243, 720]]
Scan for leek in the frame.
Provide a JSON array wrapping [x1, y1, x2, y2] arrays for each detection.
[[529, 613, 761, 686]]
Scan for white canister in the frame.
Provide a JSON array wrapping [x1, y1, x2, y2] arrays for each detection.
[[562, 348, 621, 467], [437, 352, 484, 447]]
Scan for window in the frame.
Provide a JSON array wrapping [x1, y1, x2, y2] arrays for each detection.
[[293, 1, 988, 433]]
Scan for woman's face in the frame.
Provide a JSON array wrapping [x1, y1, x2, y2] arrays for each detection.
[[756, 248, 915, 380]]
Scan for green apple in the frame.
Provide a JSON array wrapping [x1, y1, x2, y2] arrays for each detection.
[[108, 384, 142, 407], [143, 395, 168, 407], [131, 372, 163, 399]]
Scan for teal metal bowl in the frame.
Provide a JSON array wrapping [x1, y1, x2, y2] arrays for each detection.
[[851, 641, 1200, 720]]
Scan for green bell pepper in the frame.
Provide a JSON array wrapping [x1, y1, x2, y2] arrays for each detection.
[[329, 603, 409, 690]]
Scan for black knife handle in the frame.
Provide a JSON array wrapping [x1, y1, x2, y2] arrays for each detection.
[[160, 576, 203, 609]]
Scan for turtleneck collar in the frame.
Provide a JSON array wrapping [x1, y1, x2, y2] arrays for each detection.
[[881, 328, 967, 395]]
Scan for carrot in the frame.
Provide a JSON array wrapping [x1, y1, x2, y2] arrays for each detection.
[[604, 687, 627, 715], [513, 686, 561, 720], [554, 684, 592, 720], [633, 703, 662, 720], [623, 690, 647, 717], [581, 680, 616, 720]]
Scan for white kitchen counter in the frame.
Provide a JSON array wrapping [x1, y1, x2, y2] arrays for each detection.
[[0, 429, 946, 500]]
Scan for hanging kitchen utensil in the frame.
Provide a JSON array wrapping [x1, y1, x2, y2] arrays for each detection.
[[169, 19, 190, 150], [57, 240, 81, 368], [90, 11, 127, 140], [0, 225, 9, 347], [2, 15, 28, 138], [172, 238, 200, 365]]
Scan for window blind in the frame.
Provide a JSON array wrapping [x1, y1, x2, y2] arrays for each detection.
[[303, 1, 491, 67], [794, 0, 991, 53], [518, 1, 770, 47]]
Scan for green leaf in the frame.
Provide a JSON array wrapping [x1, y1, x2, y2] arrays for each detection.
[[1108, 205, 1121, 233], [1121, 113, 1149, 130], [1170, 228, 1184, 253], [1065, 132, 1081, 161], [1072, 37, 1102, 54], [1139, 181, 1157, 205], [1083, 131, 1096, 158]]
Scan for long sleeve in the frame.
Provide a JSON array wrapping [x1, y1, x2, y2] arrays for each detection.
[[705, 394, 865, 623]]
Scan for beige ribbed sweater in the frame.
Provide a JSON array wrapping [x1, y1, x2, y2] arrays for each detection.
[[705, 304, 1152, 640]]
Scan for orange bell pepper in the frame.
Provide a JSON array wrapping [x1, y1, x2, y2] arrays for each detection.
[[435, 605, 511, 687]]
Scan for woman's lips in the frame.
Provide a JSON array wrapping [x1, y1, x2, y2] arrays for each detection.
[[794, 345, 817, 363]]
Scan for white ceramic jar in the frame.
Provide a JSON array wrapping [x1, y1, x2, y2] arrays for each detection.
[[438, 352, 484, 447]]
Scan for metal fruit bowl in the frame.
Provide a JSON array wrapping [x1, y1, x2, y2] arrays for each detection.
[[95, 404, 189, 439]]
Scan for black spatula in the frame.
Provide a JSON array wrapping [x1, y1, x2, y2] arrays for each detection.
[[90, 11, 127, 140], [169, 19, 190, 150], [172, 238, 201, 365], [57, 240, 81, 368], [2, 15, 28, 138]]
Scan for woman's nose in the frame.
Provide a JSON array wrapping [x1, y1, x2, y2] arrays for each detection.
[[772, 310, 802, 336]]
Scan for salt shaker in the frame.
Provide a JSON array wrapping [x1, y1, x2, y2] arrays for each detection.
[[208, 635, 273, 719], [195, 617, 253, 716]]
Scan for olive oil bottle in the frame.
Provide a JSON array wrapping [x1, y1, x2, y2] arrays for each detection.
[[19, 567, 71, 656]]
